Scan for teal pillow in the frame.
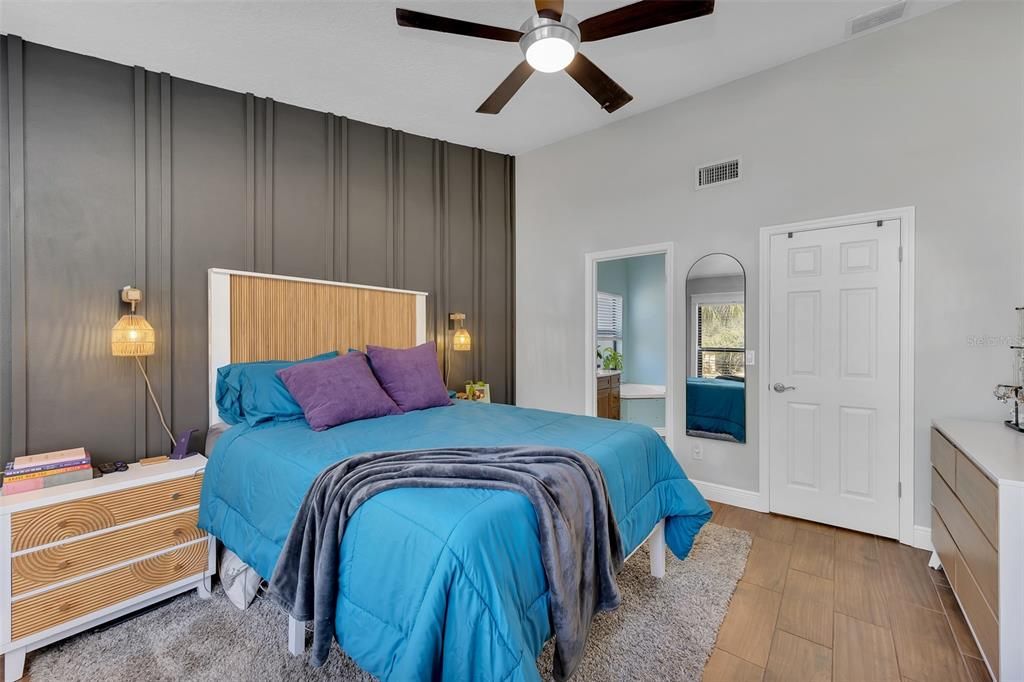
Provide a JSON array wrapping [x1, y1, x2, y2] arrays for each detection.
[[215, 365, 246, 424], [215, 351, 339, 426]]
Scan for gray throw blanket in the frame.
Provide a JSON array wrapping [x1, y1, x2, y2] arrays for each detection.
[[268, 445, 624, 681]]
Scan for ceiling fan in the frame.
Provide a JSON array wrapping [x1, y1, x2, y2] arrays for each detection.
[[396, 0, 715, 115]]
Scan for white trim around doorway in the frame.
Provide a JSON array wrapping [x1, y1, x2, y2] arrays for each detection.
[[584, 242, 675, 454], [758, 206, 917, 547]]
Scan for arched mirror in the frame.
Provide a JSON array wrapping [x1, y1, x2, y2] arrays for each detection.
[[685, 254, 746, 443]]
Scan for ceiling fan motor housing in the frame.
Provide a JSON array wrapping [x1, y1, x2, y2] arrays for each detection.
[[519, 14, 581, 72]]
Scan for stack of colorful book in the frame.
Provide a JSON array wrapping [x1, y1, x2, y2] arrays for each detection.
[[2, 447, 93, 495]]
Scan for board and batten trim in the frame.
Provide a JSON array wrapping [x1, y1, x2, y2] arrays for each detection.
[[0, 38, 514, 465], [0, 36, 10, 465], [156, 71, 173, 456], [6, 35, 27, 459], [132, 65, 148, 460]]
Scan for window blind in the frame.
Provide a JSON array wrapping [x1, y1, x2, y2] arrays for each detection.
[[597, 291, 623, 339]]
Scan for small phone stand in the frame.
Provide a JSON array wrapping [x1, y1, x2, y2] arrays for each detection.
[[171, 429, 200, 460]]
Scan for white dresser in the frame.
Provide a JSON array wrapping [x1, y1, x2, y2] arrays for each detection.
[[931, 419, 1024, 682], [1, 456, 215, 680]]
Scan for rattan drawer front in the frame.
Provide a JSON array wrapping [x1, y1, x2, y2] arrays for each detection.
[[932, 469, 998, 610], [10, 474, 202, 552], [11, 510, 204, 596], [955, 450, 999, 549], [931, 428, 957, 488], [10, 541, 208, 641]]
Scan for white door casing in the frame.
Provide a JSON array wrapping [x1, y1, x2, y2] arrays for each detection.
[[768, 219, 901, 537]]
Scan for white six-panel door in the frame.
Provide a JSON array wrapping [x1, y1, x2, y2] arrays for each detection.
[[768, 220, 901, 537]]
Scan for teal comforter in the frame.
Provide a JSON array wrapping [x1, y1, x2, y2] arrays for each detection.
[[198, 401, 710, 681], [686, 377, 746, 442]]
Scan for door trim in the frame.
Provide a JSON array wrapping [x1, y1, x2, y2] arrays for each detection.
[[758, 207, 916, 546], [584, 242, 675, 454]]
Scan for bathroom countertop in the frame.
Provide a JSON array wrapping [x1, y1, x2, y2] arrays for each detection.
[[620, 383, 666, 400]]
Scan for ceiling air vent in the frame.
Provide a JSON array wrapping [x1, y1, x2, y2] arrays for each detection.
[[696, 158, 740, 190], [847, 1, 906, 38]]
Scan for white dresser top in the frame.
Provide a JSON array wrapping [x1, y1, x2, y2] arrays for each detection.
[[933, 419, 1024, 487], [0, 455, 207, 513]]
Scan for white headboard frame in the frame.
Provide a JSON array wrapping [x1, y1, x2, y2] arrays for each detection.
[[207, 268, 428, 427]]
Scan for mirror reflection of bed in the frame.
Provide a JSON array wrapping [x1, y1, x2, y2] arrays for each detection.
[[685, 254, 746, 443]]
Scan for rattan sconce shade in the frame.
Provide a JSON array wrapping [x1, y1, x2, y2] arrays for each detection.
[[452, 327, 472, 352], [111, 314, 156, 357]]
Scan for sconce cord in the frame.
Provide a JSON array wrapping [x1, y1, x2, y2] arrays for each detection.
[[135, 356, 176, 445], [444, 334, 451, 388]]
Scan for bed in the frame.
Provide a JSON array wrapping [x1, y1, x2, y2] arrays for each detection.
[[685, 376, 745, 442], [198, 269, 711, 681]]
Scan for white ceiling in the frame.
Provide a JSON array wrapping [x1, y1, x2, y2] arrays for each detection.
[[0, 0, 955, 154]]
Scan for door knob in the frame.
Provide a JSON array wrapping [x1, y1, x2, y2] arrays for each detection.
[[772, 382, 796, 393]]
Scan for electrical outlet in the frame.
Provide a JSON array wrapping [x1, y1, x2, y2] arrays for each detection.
[[692, 444, 703, 460]]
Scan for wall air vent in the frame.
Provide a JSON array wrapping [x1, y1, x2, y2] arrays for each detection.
[[696, 158, 740, 190], [847, 1, 906, 38]]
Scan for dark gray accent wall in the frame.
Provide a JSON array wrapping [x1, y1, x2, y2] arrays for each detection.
[[0, 36, 515, 465]]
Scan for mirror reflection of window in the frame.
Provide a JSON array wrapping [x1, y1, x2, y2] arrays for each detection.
[[685, 254, 746, 444], [695, 295, 744, 378]]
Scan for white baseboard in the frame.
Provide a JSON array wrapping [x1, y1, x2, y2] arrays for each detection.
[[692, 479, 767, 512], [913, 525, 933, 552], [695, 478, 934, 551]]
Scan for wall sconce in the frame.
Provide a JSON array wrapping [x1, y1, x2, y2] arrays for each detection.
[[111, 286, 175, 446], [450, 313, 472, 352], [444, 312, 472, 388]]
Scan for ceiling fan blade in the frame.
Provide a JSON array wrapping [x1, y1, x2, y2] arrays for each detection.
[[564, 53, 633, 113], [535, 0, 564, 20], [477, 61, 535, 114], [578, 0, 714, 42], [396, 8, 523, 42]]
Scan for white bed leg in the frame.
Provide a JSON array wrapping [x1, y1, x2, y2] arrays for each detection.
[[288, 616, 305, 656], [648, 519, 666, 578], [928, 550, 942, 570], [4, 646, 26, 681]]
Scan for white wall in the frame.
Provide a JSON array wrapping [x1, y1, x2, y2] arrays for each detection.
[[596, 254, 666, 384], [624, 254, 666, 386], [516, 0, 1024, 527]]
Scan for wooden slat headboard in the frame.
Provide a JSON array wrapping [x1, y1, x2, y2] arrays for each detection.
[[208, 269, 428, 425]]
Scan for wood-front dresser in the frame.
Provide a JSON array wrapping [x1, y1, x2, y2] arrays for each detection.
[[0, 456, 215, 681], [931, 419, 1024, 682]]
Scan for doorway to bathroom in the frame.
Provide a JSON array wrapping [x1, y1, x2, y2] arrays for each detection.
[[584, 243, 674, 451]]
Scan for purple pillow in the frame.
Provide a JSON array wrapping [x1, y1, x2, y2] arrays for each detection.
[[276, 352, 401, 431], [365, 342, 451, 412]]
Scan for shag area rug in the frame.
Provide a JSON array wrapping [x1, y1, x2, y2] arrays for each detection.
[[25, 523, 750, 682]]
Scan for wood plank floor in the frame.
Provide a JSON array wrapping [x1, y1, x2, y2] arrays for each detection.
[[1, 502, 992, 682], [705, 502, 991, 682]]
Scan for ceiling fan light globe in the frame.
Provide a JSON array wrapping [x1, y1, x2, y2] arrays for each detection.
[[519, 15, 580, 73], [526, 37, 576, 72]]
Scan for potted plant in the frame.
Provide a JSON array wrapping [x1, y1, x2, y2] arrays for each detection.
[[602, 349, 624, 371], [465, 380, 491, 403]]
